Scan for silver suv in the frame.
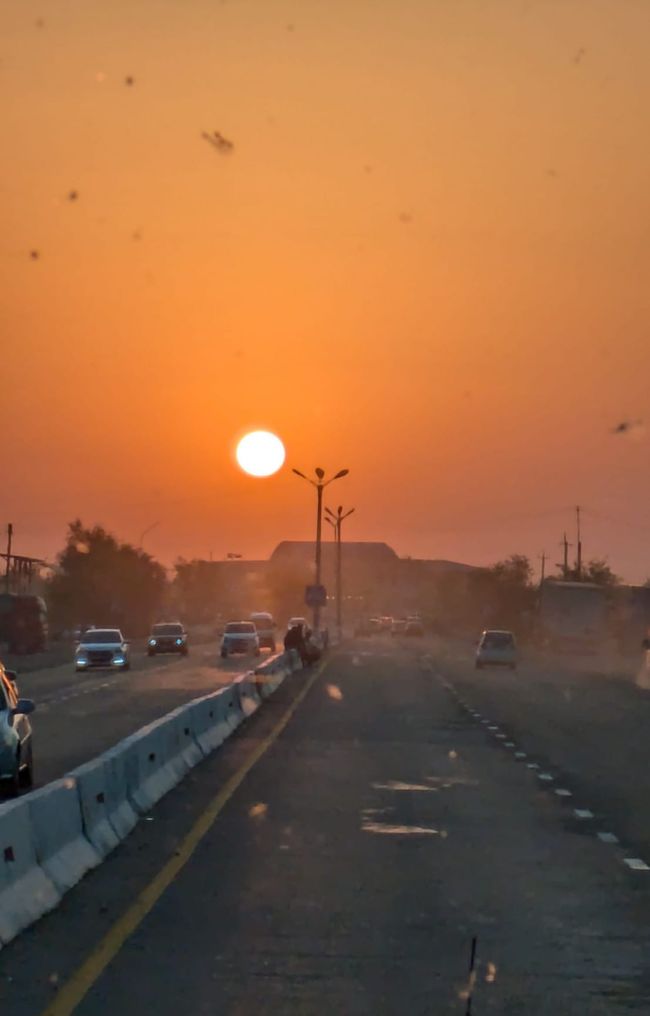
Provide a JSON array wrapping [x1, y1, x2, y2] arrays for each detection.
[[75, 628, 131, 672], [220, 621, 260, 659]]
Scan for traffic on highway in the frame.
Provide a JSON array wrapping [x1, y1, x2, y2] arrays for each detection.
[[5, 0, 650, 1012]]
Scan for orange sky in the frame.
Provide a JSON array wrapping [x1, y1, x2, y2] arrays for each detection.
[[3, 0, 650, 580]]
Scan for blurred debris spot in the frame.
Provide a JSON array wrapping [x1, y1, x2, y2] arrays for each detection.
[[67, 190, 79, 202], [448, 749, 458, 760], [29, 250, 40, 260], [132, 230, 142, 241], [35, 18, 45, 28], [612, 419, 644, 437], [201, 130, 234, 154], [326, 683, 343, 701], [125, 75, 135, 86], [249, 802, 268, 820], [362, 821, 440, 836], [399, 211, 413, 224], [546, 168, 558, 179], [573, 48, 586, 65], [373, 780, 437, 792], [286, 23, 295, 32], [485, 961, 497, 983]]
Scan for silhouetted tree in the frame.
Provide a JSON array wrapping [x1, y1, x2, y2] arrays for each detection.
[[47, 520, 167, 635], [486, 554, 535, 634], [581, 558, 619, 586]]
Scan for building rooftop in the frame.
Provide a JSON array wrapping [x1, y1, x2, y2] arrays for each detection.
[[270, 541, 400, 565]]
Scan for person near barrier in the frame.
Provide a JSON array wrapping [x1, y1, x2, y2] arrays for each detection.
[[301, 626, 322, 666]]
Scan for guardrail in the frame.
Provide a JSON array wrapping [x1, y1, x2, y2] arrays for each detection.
[[0, 649, 301, 947]]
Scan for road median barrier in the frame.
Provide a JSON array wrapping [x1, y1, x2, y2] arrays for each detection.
[[69, 757, 121, 859], [254, 650, 294, 698], [103, 744, 139, 841], [234, 672, 262, 717], [167, 704, 204, 771], [123, 720, 183, 815], [187, 687, 231, 755], [27, 778, 101, 894], [0, 654, 304, 944], [0, 797, 59, 946]]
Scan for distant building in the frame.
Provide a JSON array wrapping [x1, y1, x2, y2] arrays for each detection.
[[184, 542, 478, 620]]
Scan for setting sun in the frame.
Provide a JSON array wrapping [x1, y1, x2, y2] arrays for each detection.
[[236, 431, 286, 478]]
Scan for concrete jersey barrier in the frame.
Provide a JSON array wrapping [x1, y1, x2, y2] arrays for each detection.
[[102, 744, 139, 841], [187, 687, 233, 755], [0, 650, 307, 945], [69, 756, 121, 859], [234, 673, 262, 718], [123, 721, 184, 815], [26, 778, 101, 894], [0, 798, 59, 946]]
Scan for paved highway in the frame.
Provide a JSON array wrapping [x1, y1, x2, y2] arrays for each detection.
[[7, 644, 262, 788], [433, 636, 650, 868], [2, 640, 650, 1014]]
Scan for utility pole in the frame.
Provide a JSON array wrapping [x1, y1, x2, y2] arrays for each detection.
[[575, 505, 583, 581], [539, 551, 546, 587], [325, 505, 355, 641], [4, 524, 13, 594], [558, 533, 571, 580], [293, 467, 349, 631]]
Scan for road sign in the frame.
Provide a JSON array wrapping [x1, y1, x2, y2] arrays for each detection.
[[305, 584, 327, 608]]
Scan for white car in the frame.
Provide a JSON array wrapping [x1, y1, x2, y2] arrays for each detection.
[[75, 629, 131, 672], [475, 630, 517, 670], [287, 617, 308, 632], [220, 621, 260, 659], [250, 612, 277, 652]]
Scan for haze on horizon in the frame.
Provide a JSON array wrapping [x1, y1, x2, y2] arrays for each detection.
[[3, 0, 650, 581]]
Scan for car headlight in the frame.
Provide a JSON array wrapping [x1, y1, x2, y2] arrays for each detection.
[[113, 655, 125, 665], [149, 639, 157, 646], [76, 655, 88, 665], [175, 638, 182, 646]]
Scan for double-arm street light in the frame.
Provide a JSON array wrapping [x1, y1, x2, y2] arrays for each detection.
[[292, 467, 349, 631], [325, 505, 355, 642]]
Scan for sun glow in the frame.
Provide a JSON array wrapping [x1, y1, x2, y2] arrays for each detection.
[[236, 431, 286, 477]]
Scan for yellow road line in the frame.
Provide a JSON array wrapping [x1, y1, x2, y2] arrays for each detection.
[[41, 660, 328, 1016]]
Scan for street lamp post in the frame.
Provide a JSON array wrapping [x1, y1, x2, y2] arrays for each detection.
[[325, 505, 355, 642], [292, 467, 349, 631]]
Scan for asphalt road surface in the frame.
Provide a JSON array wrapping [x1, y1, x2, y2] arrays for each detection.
[[2, 640, 650, 1014], [434, 636, 650, 868], [7, 645, 262, 787]]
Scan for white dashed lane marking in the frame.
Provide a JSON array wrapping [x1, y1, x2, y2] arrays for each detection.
[[624, 858, 650, 871], [40, 677, 120, 707], [444, 681, 648, 869]]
